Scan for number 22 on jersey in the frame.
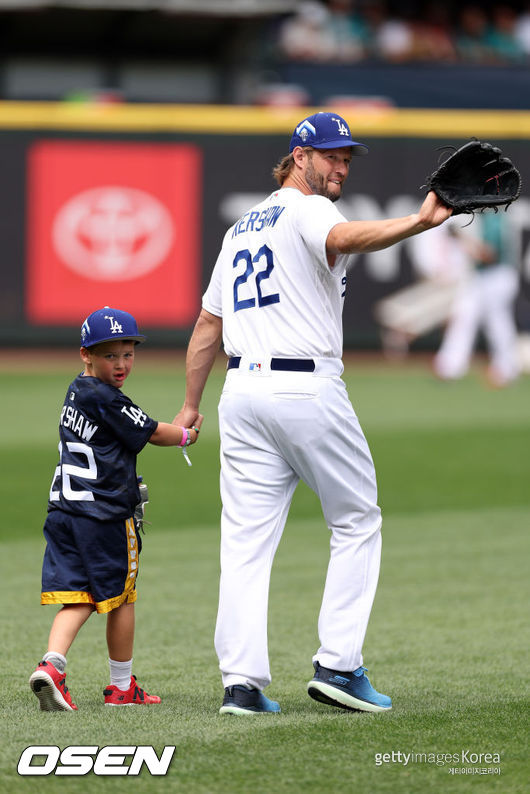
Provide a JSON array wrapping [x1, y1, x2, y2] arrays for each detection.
[[50, 441, 97, 502], [233, 245, 280, 313]]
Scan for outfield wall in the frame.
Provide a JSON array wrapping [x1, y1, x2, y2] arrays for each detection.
[[1, 102, 529, 348]]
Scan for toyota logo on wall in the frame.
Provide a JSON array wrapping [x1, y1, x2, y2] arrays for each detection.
[[52, 186, 175, 281]]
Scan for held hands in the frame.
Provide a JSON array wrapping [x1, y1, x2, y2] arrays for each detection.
[[173, 413, 203, 467], [179, 413, 204, 447], [148, 413, 203, 451]]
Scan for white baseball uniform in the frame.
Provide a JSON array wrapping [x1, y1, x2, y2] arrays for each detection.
[[375, 220, 472, 340], [203, 186, 382, 691], [433, 212, 520, 385]]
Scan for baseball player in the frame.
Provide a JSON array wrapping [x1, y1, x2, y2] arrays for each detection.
[[175, 112, 452, 715], [375, 219, 473, 358], [433, 211, 521, 386], [29, 307, 202, 711]]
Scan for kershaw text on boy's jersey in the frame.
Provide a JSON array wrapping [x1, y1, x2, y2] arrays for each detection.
[[48, 374, 157, 520]]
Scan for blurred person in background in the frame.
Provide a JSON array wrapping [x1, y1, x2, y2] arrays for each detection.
[[514, 2, 530, 57], [362, 0, 415, 61], [375, 217, 472, 358], [408, 0, 457, 61], [433, 211, 521, 387], [277, 1, 336, 61], [277, 0, 367, 62], [455, 4, 494, 62], [486, 4, 526, 63], [325, 0, 368, 61]]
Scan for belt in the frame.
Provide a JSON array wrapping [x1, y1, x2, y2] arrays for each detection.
[[227, 356, 315, 372]]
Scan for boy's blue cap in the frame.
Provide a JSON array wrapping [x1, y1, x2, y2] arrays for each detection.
[[289, 112, 368, 155], [80, 307, 146, 348]]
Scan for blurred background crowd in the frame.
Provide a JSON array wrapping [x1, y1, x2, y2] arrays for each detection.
[[0, 0, 529, 106], [275, 0, 530, 66]]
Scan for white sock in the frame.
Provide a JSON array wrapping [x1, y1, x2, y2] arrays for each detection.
[[109, 658, 132, 691], [43, 651, 67, 673]]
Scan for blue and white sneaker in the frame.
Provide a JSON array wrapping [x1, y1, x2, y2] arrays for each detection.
[[219, 685, 281, 715], [307, 662, 392, 712]]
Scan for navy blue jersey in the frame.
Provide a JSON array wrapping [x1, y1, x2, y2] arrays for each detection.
[[48, 373, 157, 520]]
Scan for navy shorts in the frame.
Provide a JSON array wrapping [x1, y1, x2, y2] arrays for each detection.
[[41, 510, 141, 614]]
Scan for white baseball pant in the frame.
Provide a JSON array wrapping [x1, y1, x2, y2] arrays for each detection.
[[214, 357, 382, 690], [434, 264, 520, 383]]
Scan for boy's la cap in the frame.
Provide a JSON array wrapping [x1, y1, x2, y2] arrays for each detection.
[[289, 112, 368, 155], [80, 307, 146, 348]]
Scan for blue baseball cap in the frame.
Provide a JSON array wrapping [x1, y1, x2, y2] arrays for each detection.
[[289, 112, 368, 155], [80, 307, 146, 348]]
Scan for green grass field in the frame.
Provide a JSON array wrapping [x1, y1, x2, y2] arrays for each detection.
[[1, 353, 529, 793]]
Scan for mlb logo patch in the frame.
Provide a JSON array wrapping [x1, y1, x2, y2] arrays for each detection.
[[249, 362, 262, 371]]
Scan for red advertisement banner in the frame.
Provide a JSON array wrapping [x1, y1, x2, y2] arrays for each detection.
[[26, 140, 202, 327]]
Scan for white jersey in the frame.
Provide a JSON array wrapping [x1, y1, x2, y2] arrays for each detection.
[[202, 187, 352, 358]]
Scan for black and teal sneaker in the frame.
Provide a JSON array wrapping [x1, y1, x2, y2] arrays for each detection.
[[219, 685, 281, 715], [307, 662, 392, 712]]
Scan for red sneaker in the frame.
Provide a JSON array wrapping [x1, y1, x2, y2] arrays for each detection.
[[29, 660, 78, 711], [103, 675, 161, 706]]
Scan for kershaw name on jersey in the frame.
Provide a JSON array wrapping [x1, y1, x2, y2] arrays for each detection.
[[231, 206, 285, 238], [60, 404, 99, 442], [203, 188, 353, 360]]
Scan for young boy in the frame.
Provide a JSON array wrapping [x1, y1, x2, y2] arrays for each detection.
[[29, 306, 202, 711]]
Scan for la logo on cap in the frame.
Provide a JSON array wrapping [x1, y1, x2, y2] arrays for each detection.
[[332, 117, 350, 136], [105, 315, 124, 334]]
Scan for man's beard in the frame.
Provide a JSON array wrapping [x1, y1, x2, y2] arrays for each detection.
[[305, 158, 341, 202]]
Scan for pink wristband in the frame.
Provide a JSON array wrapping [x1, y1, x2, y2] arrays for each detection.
[[179, 427, 189, 447]]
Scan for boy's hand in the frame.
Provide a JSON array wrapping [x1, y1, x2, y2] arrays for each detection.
[[149, 414, 203, 448]]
